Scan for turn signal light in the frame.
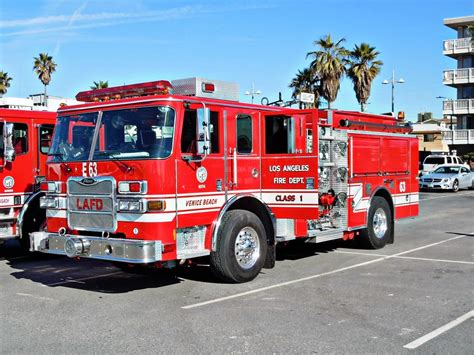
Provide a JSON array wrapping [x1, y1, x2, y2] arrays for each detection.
[[40, 181, 62, 193], [118, 181, 147, 194], [147, 200, 165, 211]]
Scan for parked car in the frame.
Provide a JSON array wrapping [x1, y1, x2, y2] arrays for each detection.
[[419, 164, 473, 192], [421, 154, 468, 176]]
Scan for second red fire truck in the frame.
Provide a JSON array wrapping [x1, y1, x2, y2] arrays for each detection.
[[31, 78, 419, 282], [0, 108, 55, 250]]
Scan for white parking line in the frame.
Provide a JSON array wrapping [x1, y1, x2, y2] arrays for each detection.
[[182, 234, 468, 309], [335, 250, 474, 265], [403, 310, 474, 349], [16, 293, 55, 301], [420, 191, 474, 201], [45, 271, 123, 286]]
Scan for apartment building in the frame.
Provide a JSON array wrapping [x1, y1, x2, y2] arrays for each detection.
[[442, 16, 474, 155]]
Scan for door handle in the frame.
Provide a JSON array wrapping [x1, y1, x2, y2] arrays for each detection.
[[233, 148, 238, 187]]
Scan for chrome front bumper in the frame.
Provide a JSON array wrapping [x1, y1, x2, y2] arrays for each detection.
[[30, 232, 162, 263]]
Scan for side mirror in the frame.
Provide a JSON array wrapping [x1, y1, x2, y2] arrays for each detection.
[[196, 108, 211, 156], [3, 123, 15, 164]]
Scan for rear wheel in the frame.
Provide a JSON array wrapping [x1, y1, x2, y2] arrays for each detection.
[[210, 210, 267, 283], [359, 196, 392, 249], [452, 179, 459, 192]]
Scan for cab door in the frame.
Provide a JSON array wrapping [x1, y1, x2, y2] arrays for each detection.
[[176, 105, 225, 229], [226, 110, 260, 196], [260, 110, 318, 219], [36, 124, 54, 176]]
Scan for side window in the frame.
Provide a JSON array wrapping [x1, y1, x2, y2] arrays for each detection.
[[462, 167, 469, 173], [237, 115, 252, 154], [13, 123, 28, 155], [265, 115, 293, 154], [40, 125, 54, 154], [181, 109, 219, 154], [209, 111, 219, 154], [181, 110, 197, 153], [447, 157, 452, 164]]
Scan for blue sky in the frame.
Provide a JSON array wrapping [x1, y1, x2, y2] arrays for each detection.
[[1, 0, 473, 120]]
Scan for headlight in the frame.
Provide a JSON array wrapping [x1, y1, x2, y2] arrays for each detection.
[[117, 199, 145, 213], [442, 178, 450, 182], [40, 196, 59, 209]]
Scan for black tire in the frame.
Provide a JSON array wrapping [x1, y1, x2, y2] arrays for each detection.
[[358, 196, 392, 249], [20, 203, 46, 253], [210, 210, 267, 283], [452, 179, 459, 192]]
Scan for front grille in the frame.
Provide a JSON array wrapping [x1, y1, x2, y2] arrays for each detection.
[[67, 177, 116, 232], [433, 179, 442, 182], [69, 212, 115, 231], [424, 178, 433, 183]]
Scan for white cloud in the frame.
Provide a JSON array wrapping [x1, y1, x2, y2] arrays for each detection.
[[1, 4, 273, 37]]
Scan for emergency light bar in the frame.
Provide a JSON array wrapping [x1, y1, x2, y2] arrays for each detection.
[[76, 80, 174, 102]]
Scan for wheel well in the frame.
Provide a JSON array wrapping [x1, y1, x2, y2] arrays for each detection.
[[18, 192, 45, 239], [371, 188, 395, 243], [227, 196, 275, 245]]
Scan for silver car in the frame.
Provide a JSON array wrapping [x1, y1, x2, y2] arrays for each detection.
[[419, 164, 473, 192]]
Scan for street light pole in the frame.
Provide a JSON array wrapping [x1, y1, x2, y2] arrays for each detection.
[[244, 83, 261, 104], [382, 70, 405, 114]]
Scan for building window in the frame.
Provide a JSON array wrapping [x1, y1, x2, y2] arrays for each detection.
[[423, 134, 435, 142]]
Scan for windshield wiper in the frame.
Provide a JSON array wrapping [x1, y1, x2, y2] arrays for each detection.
[[94, 151, 133, 172]]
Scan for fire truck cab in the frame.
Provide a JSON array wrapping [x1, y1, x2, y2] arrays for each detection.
[[31, 78, 419, 282], [0, 109, 55, 249]]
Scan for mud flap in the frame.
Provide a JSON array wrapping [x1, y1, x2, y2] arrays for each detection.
[[388, 221, 395, 244], [263, 243, 275, 269]]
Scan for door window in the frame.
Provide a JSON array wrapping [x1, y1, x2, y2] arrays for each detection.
[[10, 123, 28, 155], [237, 115, 252, 154], [40, 125, 54, 154], [181, 109, 219, 154], [265, 115, 294, 154]]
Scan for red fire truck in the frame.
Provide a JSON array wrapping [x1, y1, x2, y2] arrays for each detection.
[[31, 78, 418, 282], [0, 108, 55, 250]]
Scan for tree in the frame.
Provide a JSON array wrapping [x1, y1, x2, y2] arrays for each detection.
[[289, 68, 320, 108], [33, 53, 57, 107], [307, 35, 349, 109], [0, 71, 13, 97], [90, 81, 109, 89], [346, 43, 383, 112]]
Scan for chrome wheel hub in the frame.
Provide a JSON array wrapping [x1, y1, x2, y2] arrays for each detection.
[[234, 227, 260, 269], [373, 208, 388, 239]]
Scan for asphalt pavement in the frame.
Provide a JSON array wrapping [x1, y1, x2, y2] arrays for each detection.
[[1, 190, 473, 353]]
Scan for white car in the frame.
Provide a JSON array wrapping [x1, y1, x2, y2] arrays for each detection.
[[421, 154, 467, 176], [419, 164, 473, 192]]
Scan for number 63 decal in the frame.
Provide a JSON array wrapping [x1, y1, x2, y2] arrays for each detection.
[[399, 181, 406, 193], [82, 162, 98, 177]]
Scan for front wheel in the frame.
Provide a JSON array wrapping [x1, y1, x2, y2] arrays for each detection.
[[210, 210, 267, 283], [452, 179, 459, 192], [358, 196, 392, 249]]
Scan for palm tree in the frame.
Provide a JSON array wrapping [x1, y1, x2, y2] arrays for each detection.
[[289, 68, 320, 108], [307, 35, 349, 109], [90, 81, 109, 89], [346, 43, 383, 112], [33, 53, 57, 107], [0, 71, 13, 97]]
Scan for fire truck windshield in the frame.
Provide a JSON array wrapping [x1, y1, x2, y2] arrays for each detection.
[[48, 106, 175, 162]]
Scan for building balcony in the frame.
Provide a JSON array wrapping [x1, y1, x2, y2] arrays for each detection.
[[443, 99, 474, 115], [443, 68, 474, 86], [442, 129, 474, 145], [443, 37, 473, 57]]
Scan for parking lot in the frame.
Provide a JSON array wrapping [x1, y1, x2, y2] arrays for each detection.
[[1, 190, 473, 353]]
